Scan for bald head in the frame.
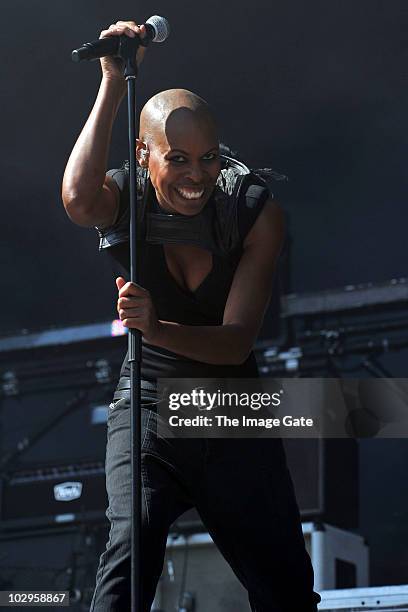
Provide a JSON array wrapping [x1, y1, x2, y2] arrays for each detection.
[[136, 89, 221, 216], [139, 88, 219, 150]]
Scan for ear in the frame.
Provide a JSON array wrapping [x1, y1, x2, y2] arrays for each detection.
[[136, 139, 149, 168]]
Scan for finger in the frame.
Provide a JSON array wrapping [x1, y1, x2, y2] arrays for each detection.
[[116, 21, 147, 38], [118, 281, 147, 298], [115, 276, 127, 291], [117, 299, 144, 315], [119, 307, 144, 319], [115, 21, 139, 32], [116, 20, 137, 26], [100, 29, 115, 39], [115, 20, 139, 28], [100, 23, 146, 43], [138, 24, 147, 38], [122, 313, 148, 327], [101, 23, 136, 38], [122, 318, 144, 329], [118, 292, 147, 308], [117, 297, 146, 308], [117, 296, 145, 309]]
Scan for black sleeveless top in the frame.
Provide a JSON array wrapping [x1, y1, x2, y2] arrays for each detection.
[[98, 163, 271, 382]]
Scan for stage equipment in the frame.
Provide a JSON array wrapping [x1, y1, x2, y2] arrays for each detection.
[[0, 321, 358, 533], [2, 271, 406, 594], [282, 277, 408, 317], [318, 584, 408, 610], [258, 276, 408, 376], [151, 523, 369, 611], [0, 524, 109, 611], [0, 461, 107, 530], [255, 276, 408, 587], [0, 322, 125, 531]]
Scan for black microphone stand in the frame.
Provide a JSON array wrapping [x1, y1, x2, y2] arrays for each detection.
[[120, 34, 144, 612], [72, 30, 153, 610]]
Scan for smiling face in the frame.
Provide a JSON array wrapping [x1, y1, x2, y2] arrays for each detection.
[[137, 91, 222, 216]]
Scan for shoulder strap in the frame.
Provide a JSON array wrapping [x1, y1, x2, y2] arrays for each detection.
[[97, 157, 271, 255], [237, 172, 271, 242], [96, 164, 148, 251]]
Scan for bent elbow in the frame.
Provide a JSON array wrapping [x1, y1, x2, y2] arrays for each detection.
[[62, 195, 97, 228], [220, 324, 254, 366], [231, 344, 253, 366]]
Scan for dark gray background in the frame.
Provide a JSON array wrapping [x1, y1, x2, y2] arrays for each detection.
[[2, 0, 407, 334], [2, 0, 408, 589]]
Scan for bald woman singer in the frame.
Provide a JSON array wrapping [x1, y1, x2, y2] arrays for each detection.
[[62, 20, 321, 612]]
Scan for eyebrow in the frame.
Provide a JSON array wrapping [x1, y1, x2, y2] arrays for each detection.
[[167, 147, 219, 156]]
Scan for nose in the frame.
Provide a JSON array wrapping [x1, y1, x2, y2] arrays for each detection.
[[184, 162, 205, 184]]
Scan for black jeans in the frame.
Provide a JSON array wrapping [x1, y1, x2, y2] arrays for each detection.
[[90, 389, 321, 612]]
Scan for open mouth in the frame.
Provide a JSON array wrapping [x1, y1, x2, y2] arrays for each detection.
[[174, 186, 205, 200]]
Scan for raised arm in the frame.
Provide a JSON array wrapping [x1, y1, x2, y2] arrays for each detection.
[[61, 21, 147, 228]]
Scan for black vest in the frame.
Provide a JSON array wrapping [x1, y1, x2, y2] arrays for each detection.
[[96, 154, 271, 259], [96, 156, 273, 380]]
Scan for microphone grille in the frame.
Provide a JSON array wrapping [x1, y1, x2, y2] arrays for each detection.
[[146, 15, 170, 43]]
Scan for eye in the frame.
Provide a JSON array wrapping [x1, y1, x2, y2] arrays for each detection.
[[202, 152, 219, 162], [169, 155, 186, 163], [168, 152, 219, 164]]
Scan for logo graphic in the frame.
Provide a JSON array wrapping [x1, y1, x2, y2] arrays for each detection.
[[54, 481, 83, 502]]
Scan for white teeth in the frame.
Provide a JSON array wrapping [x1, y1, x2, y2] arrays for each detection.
[[176, 187, 205, 200]]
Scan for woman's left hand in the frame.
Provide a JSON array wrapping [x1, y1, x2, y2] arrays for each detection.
[[116, 277, 161, 343]]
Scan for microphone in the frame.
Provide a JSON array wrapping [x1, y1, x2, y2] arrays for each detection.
[[71, 15, 170, 63]]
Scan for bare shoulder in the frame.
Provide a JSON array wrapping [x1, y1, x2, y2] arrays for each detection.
[[63, 173, 120, 229]]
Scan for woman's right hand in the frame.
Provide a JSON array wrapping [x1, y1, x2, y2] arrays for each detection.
[[99, 21, 148, 84]]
